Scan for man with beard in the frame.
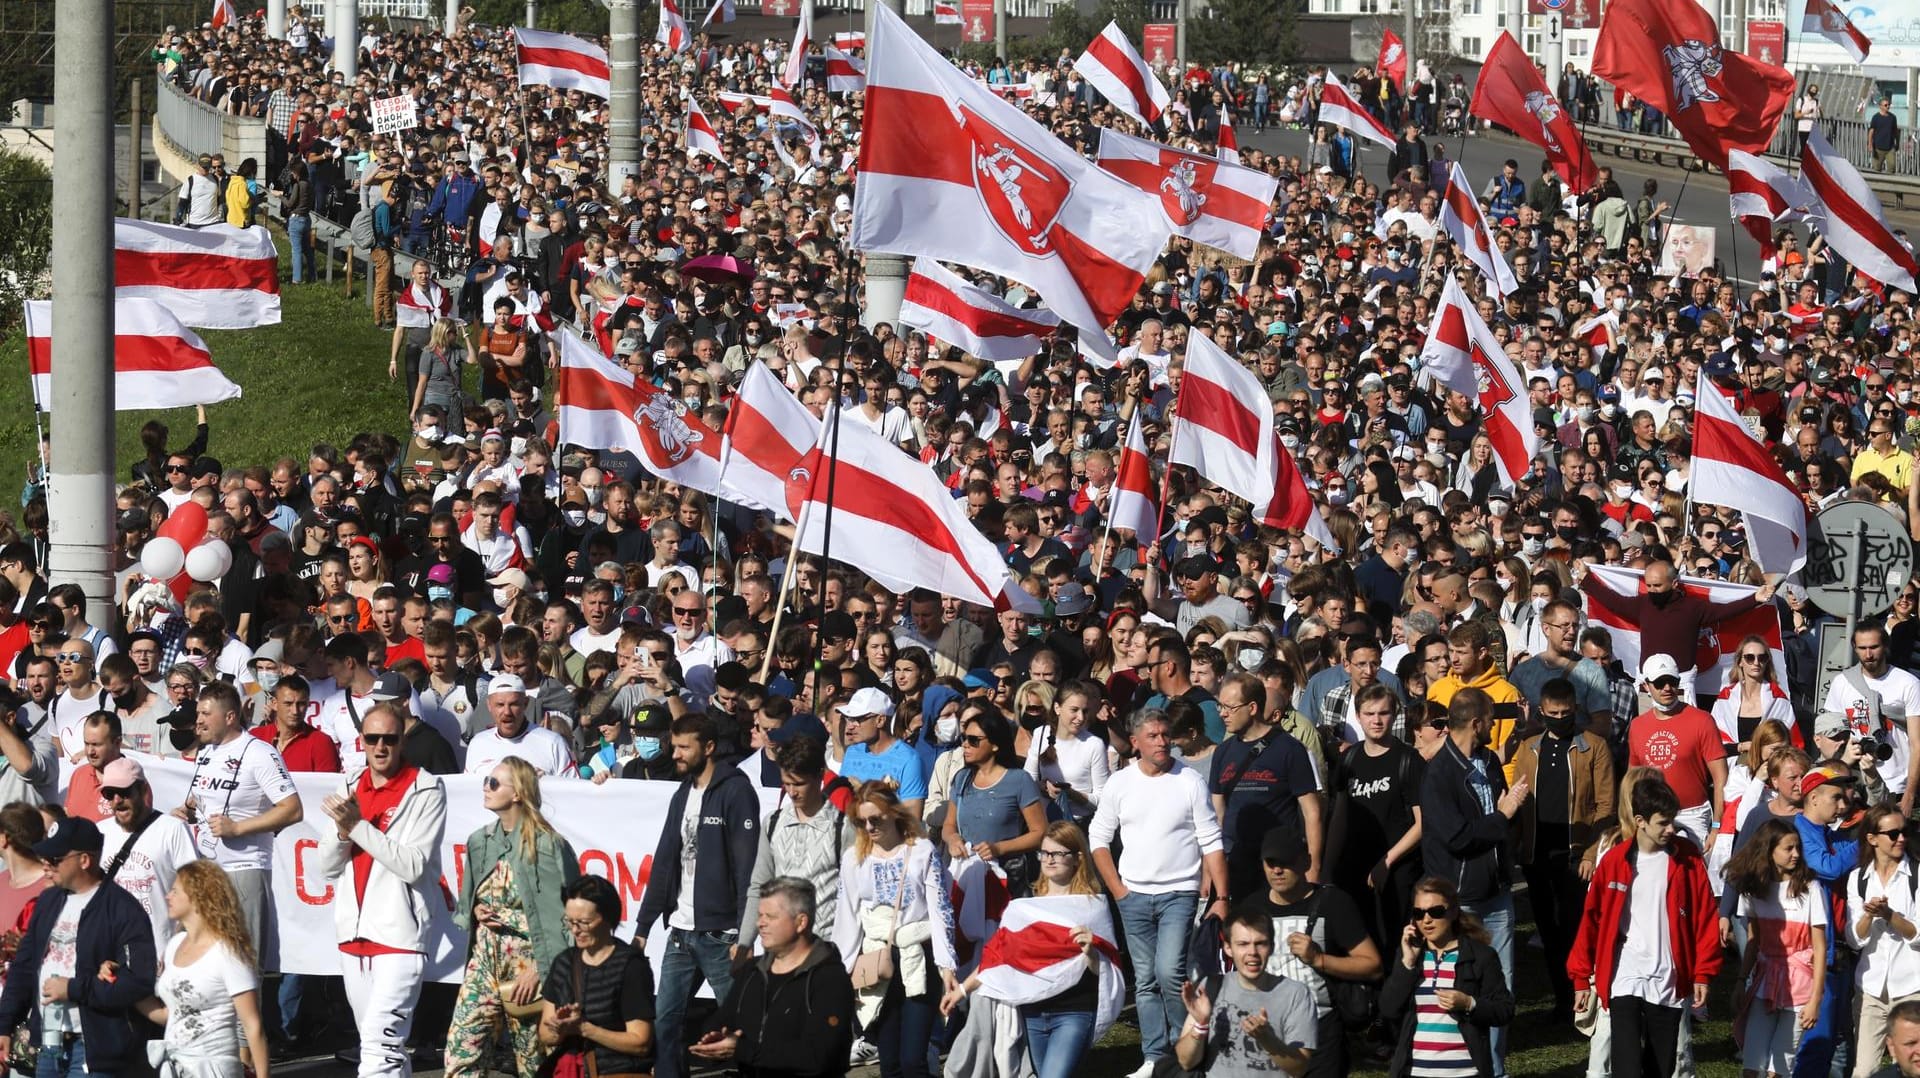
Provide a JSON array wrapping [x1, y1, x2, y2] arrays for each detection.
[[1579, 559, 1775, 701]]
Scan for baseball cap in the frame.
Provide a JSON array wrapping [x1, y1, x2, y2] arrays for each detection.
[[819, 611, 858, 643], [426, 563, 455, 585], [370, 671, 412, 702], [33, 816, 103, 860], [100, 757, 144, 790], [1052, 581, 1093, 617], [614, 337, 642, 357], [487, 673, 527, 697], [1639, 654, 1682, 683], [838, 686, 895, 719], [1801, 764, 1852, 798], [1261, 829, 1309, 865], [1174, 555, 1217, 580], [488, 568, 529, 591], [1814, 711, 1851, 739]]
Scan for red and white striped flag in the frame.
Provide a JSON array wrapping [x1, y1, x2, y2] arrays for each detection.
[[833, 31, 866, 50], [1692, 370, 1808, 575], [783, 411, 1044, 613], [1216, 106, 1240, 165], [898, 259, 1060, 361], [1804, 0, 1871, 63], [1254, 434, 1338, 552], [1108, 411, 1159, 543], [720, 361, 818, 519], [552, 331, 735, 497], [715, 91, 770, 115], [1417, 277, 1538, 486], [1072, 20, 1171, 128], [211, 0, 237, 29], [1801, 129, 1918, 296], [782, 0, 813, 87], [1095, 127, 1276, 261], [115, 219, 280, 329], [1726, 149, 1813, 258], [1317, 73, 1395, 150], [396, 278, 455, 329], [974, 895, 1127, 1039], [700, 0, 735, 28], [933, 0, 961, 24], [1574, 309, 1617, 362], [658, 0, 691, 52], [1441, 161, 1519, 299], [25, 298, 241, 411], [824, 46, 865, 93], [515, 27, 611, 99], [686, 99, 725, 161], [1583, 564, 1787, 697], [1169, 332, 1276, 506], [853, 4, 1169, 341]]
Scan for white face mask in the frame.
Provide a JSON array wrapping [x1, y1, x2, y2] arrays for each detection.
[[563, 509, 587, 528], [1495, 575, 1514, 593], [1530, 596, 1549, 614], [1612, 483, 1634, 500], [1522, 537, 1546, 557], [1612, 296, 1628, 312], [1488, 501, 1511, 518], [934, 716, 961, 743], [1237, 648, 1266, 672], [418, 424, 440, 441], [1575, 406, 1595, 423], [1280, 434, 1300, 451], [493, 587, 514, 610]]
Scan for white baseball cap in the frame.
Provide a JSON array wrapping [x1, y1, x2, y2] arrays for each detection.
[[1639, 654, 1682, 683], [838, 686, 895, 719]]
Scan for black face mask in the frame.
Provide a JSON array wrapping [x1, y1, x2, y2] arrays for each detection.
[[1649, 588, 1680, 608], [1542, 713, 1578, 738], [1555, 525, 1580, 543]]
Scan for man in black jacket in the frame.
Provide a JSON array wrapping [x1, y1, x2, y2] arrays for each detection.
[[694, 876, 856, 1077], [0, 816, 158, 1077], [635, 715, 762, 1078]]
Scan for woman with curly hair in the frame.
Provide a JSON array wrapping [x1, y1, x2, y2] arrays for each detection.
[[128, 859, 270, 1078]]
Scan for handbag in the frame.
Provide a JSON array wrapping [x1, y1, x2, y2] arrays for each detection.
[[850, 871, 909, 990], [501, 951, 547, 1021]]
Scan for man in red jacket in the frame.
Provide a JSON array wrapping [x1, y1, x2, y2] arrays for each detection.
[[1568, 774, 1721, 1078]]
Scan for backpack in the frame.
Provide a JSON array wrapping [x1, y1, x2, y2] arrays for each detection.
[[1297, 885, 1380, 1029], [350, 204, 377, 250]]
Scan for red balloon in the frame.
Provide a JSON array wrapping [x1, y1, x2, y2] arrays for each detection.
[[154, 501, 208, 549]]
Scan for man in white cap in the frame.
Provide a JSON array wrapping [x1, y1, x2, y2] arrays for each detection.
[[834, 687, 925, 816], [96, 756, 198, 951], [1627, 654, 1726, 846], [463, 674, 577, 778]]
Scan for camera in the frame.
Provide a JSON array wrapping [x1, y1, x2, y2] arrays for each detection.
[[1858, 735, 1897, 762]]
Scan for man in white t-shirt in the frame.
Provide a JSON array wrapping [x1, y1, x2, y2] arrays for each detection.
[[464, 675, 578, 778], [569, 580, 624, 656], [96, 757, 198, 951], [1824, 621, 1920, 813], [316, 636, 432, 776], [176, 681, 303, 954]]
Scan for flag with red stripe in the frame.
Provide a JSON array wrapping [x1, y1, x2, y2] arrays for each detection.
[[1801, 129, 1919, 296], [1072, 21, 1171, 128], [1583, 564, 1786, 697], [700, 0, 735, 28], [1440, 161, 1520, 298], [1417, 277, 1538, 486], [1094, 127, 1275, 261], [1253, 433, 1339, 552], [974, 895, 1127, 1039], [853, 4, 1170, 341], [782, 408, 1044, 613], [898, 259, 1060, 362], [1692, 370, 1808, 575], [25, 299, 241, 411], [686, 99, 725, 161], [1216, 106, 1240, 165], [1574, 310, 1617, 362], [1803, 0, 1871, 63], [721, 362, 819, 519], [514, 27, 611, 99], [552, 331, 738, 498], [1316, 73, 1395, 150], [933, 0, 961, 23], [1169, 332, 1276, 505], [1726, 149, 1813, 259], [115, 219, 280, 329], [833, 31, 866, 50], [657, 0, 691, 52], [1109, 412, 1159, 543], [824, 45, 866, 93], [1468, 32, 1597, 192], [782, 0, 812, 87], [1377, 29, 1407, 92], [211, 0, 237, 29]]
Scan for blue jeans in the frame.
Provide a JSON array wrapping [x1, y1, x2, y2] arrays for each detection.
[[1022, 1008, 1094, 1078], [34, 1036, 84, 1078], [1463, 892, 1515, 1078], [287, 213, 312, 283], [871, 977, 938, 1078], [278, 972, 304, 1039], [1116, 889, 1197, 1063], [654, 927, 737, 1078]]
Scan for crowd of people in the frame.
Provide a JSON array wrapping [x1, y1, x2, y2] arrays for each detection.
[[4, 5, 1908, 1078]]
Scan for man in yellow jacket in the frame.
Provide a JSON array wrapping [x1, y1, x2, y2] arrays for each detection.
[[1427, 620, 1526, 781]]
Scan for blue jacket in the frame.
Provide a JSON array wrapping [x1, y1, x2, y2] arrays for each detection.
[[0, 880, 156, 1074], [1419, 738, 1513, 904], [427, 172, 483, 226], [636, 760, 761, 937], [1796, 813, 1861, 963]]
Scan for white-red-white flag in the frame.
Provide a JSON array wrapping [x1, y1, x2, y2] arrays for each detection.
[[898, 259, 1060, 361], [1108, 411, 1159, 543], [721, 361, 818, 519], [1692, 369, 1808, 575], [1440, 161, 1519, 299], [833, 31, 866, 50], [483, 278, 558, 333], [25, 298, 241, 411], [211, 0, 237, 29], [1317, 73, 1395, 150], [823, 46, 865, 93], [115, 219, 280, 330], [1216, 106, 1240, 165], [686, 99, 725, 161], [1094, 127, 1277, 261], [396, 278, 456, 330], [1169, 332, 1276, 506], [1726, 149, 1813, 257], [1802, 129, 1919, 296], [1253, 434, 1338, 552], [1583, 564, 1787, 697], [933, 0, 961, 24], [783, 0, 813, 87], [974, 896, 1127, 1039], [700, 0, 735, 28], [552, 331, 738, 498], [514, 27, 611, 99], [1803, 0, 1871, 63], [1417, 277, 1538, 486], [784, 411, 1044, 613], [1072, 21, 1171, 128], [1574, 309, 1617, 362], [657, 0, 691, 52], [853, 4, 1170, 340]]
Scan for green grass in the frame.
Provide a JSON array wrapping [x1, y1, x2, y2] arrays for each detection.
[[0, 229, 410, 479]]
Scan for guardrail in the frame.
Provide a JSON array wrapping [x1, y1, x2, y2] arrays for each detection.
[[154, 78, 271, 177], [1575, 124, 1920, 212]]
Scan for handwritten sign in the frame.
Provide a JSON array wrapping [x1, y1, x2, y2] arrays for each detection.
[[370, 93, 419, 135]]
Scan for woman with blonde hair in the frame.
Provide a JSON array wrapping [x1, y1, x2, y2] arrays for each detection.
[[446, 758, 581, 1077], [125, 860, 270, 1078], [1712, 636, 1796, 755], [410, 317, 468, 422]]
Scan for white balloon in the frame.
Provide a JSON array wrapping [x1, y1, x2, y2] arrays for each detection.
[[140, 537, 186, 580], [184, 539, 233, 583]]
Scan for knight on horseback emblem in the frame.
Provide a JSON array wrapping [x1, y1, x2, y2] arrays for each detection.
[[1661, 39, 1725, 112]]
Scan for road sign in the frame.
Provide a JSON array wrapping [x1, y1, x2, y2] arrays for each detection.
[[1804, 500, 1914, 620]]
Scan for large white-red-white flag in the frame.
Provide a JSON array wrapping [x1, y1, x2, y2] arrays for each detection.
[[720, 361, 819, 519], [933, 0, 961, 23], [898, 260, 1060, 362], [1417, 277, 1537, 485], [1072, 21, 1171, 128], [657, 0, 691, 52], [782, 0, 813, 87], [823, 46, 865, 93], [1802, 129, 1919, 296], [974, 896, 1127, 1039], [1440, 162, 1519, 299], [115, 219, 280, 329], [1692, 370, 1808, 575], [1316, 73, 1395, 150], [783, 411, 1044, 613], [1726, 149, 1813, 258], [686, 99, 725, 161], [1094, 127, 1277, 261], [1804, 0, 1871, 63], [853, 4, 1170, 340], [833, 31, 866, 50], [1169, 332, 1276, 506], [514, 28, 611, 99], [1574, 309, 1617, 362], [25, 299, 242, 411], [552, 331, 737, 498], [1583, 564, 1787, 698], [1254, 434, 1338, 552], [1109, 412, 1159, 543]]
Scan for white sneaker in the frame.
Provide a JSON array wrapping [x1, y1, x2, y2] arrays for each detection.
[[849, 1037, 879, 1067], [1126, 1061, 1158, 1078]]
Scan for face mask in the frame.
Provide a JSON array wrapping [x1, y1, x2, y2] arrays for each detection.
[[1530, 596, 1549, 614], [564, 509, 587, 528], [745, 332, 762, 346], [582, 486, 604, 506], [1555, 525, 1579, 542], [1575, 406, 1595, 423], [1611, 297, 1628, 312], [1902, 391, 1913, 405], [1654, 694, 1686, 714], [185, 653, 208, 671], [1489, 501, 1511, 519], [1325, 487, 1350, 506], [1170, 744, 1186, 760], [493, 587, 513, 609], [255, 670, 281, 695], [1521, 537, 1546, 557], [1612, 483, 1634, 500], [1650, 589, 1679, 608], [1280, 434, 1300, 451], [1237, 648, 1266, 672], [1495, 575, 1513, 593], [418, 424, 440, 441], [428, 585, 452, 602], [934, 716, 961, 743], [1600, 403, 1619, 420], [1542, 712, 1578, 737], [635, 735, 664, 760], [683, 395, 702, 411]]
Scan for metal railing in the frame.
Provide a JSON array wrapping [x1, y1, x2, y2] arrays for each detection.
[[1574, 124, 1920, 210], [153, 77, 227, 160]]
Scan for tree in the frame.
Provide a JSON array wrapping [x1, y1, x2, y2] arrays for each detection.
[[0, 148, 53, 328], [1188, 0, 1299, 67]]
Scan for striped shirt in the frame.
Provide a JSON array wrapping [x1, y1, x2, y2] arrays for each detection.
[[1410, 948, 1475, 1077]]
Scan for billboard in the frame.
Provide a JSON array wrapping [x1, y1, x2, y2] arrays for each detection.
[[962, 0, 992, 42], [1748, 21, 1787, 66], [1143, 23, 1177, 69]]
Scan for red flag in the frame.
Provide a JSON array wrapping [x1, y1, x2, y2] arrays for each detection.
[[1469, 32, 1598, 192], [1593, 0, 1794, 169], [1094, 127, 1278, 260], [115, 219, 280, 329], [1803, 0, 1871, 63], [514, 28, 611, 99], [1691, 370, 1807, 575], [1377, 29, 1407, 93], [25, 299, 242, 411]]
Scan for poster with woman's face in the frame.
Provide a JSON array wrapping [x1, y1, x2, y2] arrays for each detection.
[[1659, 224, 1716, 277]]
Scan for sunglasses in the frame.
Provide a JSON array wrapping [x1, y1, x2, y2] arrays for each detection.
[[483, 776, 503, 791], [1741, 653, 1768, 663], [857, 815, 886, 829], [363, 733, 401, 746], [961, 734, 988, 747], [100, 786, 136, 800], [184, 648, 210, 658], [1875, 827, 1909, 840], [1651, 678, 1681, 690], [54, 652, 85, 664], [164, 464, 188, 473], [1411, 904, 1452, 922]]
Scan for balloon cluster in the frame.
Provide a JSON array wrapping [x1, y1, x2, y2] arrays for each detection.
[[137, 502, 232, 586]]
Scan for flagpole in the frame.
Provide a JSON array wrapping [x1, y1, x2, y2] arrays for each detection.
[[760, 495, 808, 683], [812, 399, 843, 677]]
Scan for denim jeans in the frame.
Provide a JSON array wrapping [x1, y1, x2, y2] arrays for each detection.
[[278, 972, 304, 1039], [288, 213, 313, 283], [654, 927, 738, 1078], [34, 1036, 83, 1078], [1022, 1008, 1094, 1078], [871, 976, 938, 1078], [1116, 889, 1198, 1063], [1463, 892, 1515, 1078]]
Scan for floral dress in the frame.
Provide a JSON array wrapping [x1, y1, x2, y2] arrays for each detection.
[[445, 861, 544, 1078]]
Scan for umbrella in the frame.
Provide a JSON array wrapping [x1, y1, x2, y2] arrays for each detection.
[[679, 253, 755, 283]]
